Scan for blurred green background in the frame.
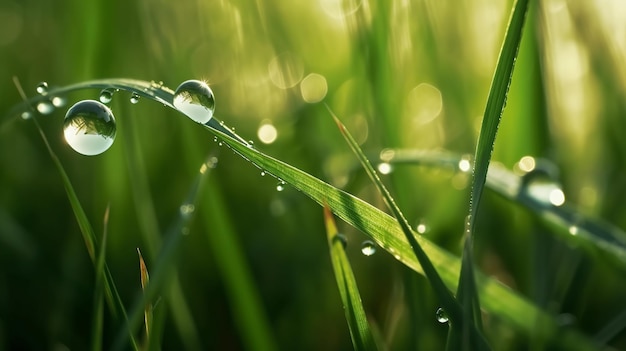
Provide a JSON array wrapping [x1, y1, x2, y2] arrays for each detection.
[[2, 0, 626, 349]]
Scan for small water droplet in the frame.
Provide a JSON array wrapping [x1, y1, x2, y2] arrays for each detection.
[[36, 101, 55, 115], [180, 204, 195, 216], [173, 80, 215, 124], [416, 219, 428, 234], [247, 140, 255, 148], [63, 100, 116, 156], [276, 180, 286, 192], [361, 240, 376, 256], [260, 171, 266, 176], [335, 234, 347, 248], [21, 111, 34, 120], [130, 93, 140, 104], [51, 96, 67, 108], [218, 141, 223, 147], [436, 307, 448, 323], [568, 226, 579, 235], [36, 82, 49, 95], [99, 89, 114, 104], [377, 162, 393, 174], [458, 154, 472, 173]]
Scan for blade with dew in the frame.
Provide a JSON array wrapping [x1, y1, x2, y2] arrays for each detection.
[[326, 109, 489, 350], [457, 0, 529, 348], [31, 117, 139, 351], [323, 205, 378, 351]]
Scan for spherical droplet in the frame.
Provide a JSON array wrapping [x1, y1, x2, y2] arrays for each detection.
[[361, 240, 376, 256], [51, 96, 67, 108], [260, 171, 266, 176], [436, 307, 449, 323], [63, 100, 116, 156], [99, 89, 114, 104], [173, 79, 215, 124], [276, 181, 286, 192], [21, 111, 33, 120], [36, 101, 55, 115], [179, 204, 195, 216], [130, 93, 140, 104], [416, 219, 428, 234], [36, 81, 49, 95]]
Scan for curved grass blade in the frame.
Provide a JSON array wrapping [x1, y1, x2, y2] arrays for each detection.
[[29, 117, 139, 351], [458, 0, 529, 347], [377, 149, 626, 270], [91, 205, 110, 351], [137, 248, 152, 345], [323, 205, 378, 351]]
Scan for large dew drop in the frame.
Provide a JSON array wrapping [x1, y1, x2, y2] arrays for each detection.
[[173, 80, 215, 124], [63, 100, 116, 156]]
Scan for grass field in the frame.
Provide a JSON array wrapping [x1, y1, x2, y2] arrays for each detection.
[[2, 0, 626, 350]]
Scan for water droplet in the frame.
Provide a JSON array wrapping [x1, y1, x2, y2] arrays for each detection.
[[568, 226, 579, 235], [218, 141, 223, 147], [51, 96, 67, 108], [361, 240, 376, 256], [458, 155, 472, 173], [436, 307, 448, 323], [180, 204, 195, 216], [335, 234, 347, 248], [276, 180, 286, 192], [416, 219, 428, 234], [247, 140, 255, 148], [99, 89, 114, 104], [21, 111, 34, 120], [377, 162, 393, 174], [173, 80, 215, 124], [36, 101, 55, 115], [522, 169, 566, 207], [260, 171, 266, 176], [63, 100, 116, 156], [36, 82, 49, 95], [130, 93, 140, 104]]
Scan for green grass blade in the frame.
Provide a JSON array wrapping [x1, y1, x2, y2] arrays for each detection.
[[32, 117, 139, 351], [325, 107, 489, 350], [458, 0, 529, 347], [91, 205, 110, 351], [323, 205, 378, 351], [376, 149, 626, 270]]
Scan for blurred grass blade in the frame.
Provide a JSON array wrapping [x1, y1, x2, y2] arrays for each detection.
[[32, 118, 139, 351], [137, 248, 152, 344], [594, 309, 626, 347], [457, 0, 529, 347], [91, 205, 110, 351], [113, 155, 214, 351], [323, 205, 378, 351], [325, 106, 489, 350]]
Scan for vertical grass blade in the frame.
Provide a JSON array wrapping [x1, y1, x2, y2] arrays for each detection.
[[137, 248, 152, 345], [456, 0, 530, 348], [326, 107, 490, 350], [91, 205, 110, 351], [32, 118, 139, 351], [323, 205, 378, 351]]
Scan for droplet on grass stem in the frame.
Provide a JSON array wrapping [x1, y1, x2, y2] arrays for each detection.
[[361, 240, 376, 256], [173, 80, 215, 124], [63, 100, 116, 156]]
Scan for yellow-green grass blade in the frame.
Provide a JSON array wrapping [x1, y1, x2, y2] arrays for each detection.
[[31, 117, 139, 351], [137, 248, 152, 345], [91, 205, 110, 351], [323, 205, 378, 351], [458, 0, 529, 347]]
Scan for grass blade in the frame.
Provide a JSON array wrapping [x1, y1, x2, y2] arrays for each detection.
[[324, 206, 377, 350], [325, 106, 489, 350], [323, 205, 378, 351], [457, 0, 529, 347], [137, 248, 152, 345]]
